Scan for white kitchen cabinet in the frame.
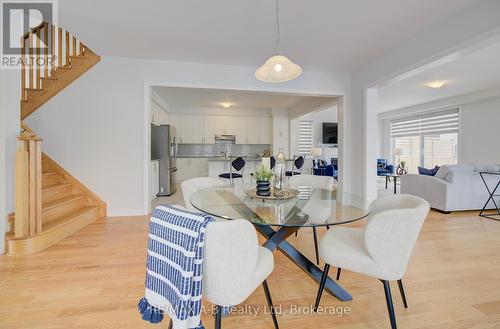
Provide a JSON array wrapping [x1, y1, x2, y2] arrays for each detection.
[[170, 114, 271, 145], [215, 116, 235, 135], [193, 117, 206, 144], [190, 158, 209, 177], [169, 115, 183, 143], [225, 116, 237, 135], [175, 158, 209, 183], [182, 115, 205, 143], [175, 158, 190, 183], [204, 116, 217, 144], [258, 117, 271, 144], [247, 117, 260, 144], [208, 160, 228, 178], [234, 118, 248, 144]]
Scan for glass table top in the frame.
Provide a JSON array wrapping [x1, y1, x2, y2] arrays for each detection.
[[190, 184, 372, 227]]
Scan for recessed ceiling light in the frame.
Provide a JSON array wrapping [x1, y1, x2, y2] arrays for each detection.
[[425, 80, 447, 88], [220, 102, 232, 108]]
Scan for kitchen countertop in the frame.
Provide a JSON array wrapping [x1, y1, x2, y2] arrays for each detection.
[[174, 156, 266, 161], [207, 157, 264, 162]]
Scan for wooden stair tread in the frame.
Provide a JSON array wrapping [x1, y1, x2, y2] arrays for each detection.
[[42, 206, 100, 232], [5, 206, 102, 256], [42, 194, 86, 211], [42, 182, 71, 192]]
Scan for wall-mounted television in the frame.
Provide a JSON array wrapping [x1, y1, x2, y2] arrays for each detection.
[[322, 122, 338, 144]]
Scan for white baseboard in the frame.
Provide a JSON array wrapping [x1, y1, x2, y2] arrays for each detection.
[[107, 209, 148, 217]]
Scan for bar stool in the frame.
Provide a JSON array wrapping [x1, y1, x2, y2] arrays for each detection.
[[286, 155, 304, 177], [219, 156, 246, 186]]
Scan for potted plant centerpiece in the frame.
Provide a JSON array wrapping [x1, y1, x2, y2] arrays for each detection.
[[254, 164, 274, 196]]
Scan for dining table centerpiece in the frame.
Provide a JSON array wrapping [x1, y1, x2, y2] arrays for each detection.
[[254, 164, 274, 196]]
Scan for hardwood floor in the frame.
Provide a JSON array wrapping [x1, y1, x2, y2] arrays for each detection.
[[1, 198, 500, 328]]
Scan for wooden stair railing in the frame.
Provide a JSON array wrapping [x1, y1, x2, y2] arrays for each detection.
[[15, 131, 43, 238], [20, 22, 85, 102], [20, 22, 100, 120], [6, 24, 105, 255]]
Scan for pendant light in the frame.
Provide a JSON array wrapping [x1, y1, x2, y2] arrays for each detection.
[[255, 0, 302, 83]]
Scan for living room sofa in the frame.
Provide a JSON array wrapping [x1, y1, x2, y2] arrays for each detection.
[[377, 159, 394, 176], [401, 164, 500, 212]]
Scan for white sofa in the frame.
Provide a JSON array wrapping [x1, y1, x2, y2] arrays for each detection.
[[401, 164, 500, 212]]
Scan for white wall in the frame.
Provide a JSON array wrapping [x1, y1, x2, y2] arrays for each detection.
[[26, 57, 350, 216], [377, 118, 391, 160], [0, 69, 21, 253], [304, 106, 338, 148], [271, 108, 290, 156], [460, 96, 500, 164]]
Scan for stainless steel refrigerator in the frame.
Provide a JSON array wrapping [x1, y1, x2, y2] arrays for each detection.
[[151, 124, 177, 196]]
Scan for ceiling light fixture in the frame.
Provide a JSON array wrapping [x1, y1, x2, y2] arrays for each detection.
[[255, 0, 302, 83], [220, 102, 232, 108], [425, 80, 447, 89]]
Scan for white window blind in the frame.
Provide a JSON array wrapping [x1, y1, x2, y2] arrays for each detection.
[[391, 108, 459, 138], [298, 120, 313, 155]]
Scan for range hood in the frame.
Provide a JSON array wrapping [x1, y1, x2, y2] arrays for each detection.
[[215, 134, 236, 142]]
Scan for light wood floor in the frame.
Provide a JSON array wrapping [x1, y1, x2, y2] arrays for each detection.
[[2, 197, 500, 328]]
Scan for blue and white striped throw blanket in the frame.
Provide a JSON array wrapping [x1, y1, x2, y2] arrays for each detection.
[[138, 205, 213, 329]]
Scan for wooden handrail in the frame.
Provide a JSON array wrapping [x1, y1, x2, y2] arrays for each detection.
[[21, 22, 45, 39], [15, 132, 43, 238]]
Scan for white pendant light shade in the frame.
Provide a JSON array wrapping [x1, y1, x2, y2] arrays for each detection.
[[255, 55, 302, 83]]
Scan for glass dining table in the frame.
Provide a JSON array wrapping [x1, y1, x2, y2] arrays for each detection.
[[190, 184, 372, 302]]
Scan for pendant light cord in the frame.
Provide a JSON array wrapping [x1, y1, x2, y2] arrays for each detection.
[[275, 0, 280, 54]]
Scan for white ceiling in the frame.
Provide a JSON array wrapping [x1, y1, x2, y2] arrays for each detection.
[[378, 41, 500, 112], [152, 86, 334, 111], [60, 0, 478, 72]]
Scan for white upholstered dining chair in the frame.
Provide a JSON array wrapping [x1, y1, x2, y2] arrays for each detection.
[[288, 175, 335, 265], [314, 194, 430, 329], [181, 177, 225, 211], [203, 219, 278, 329]]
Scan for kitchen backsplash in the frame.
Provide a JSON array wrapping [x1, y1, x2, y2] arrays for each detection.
[[177, 143, 271, 158]]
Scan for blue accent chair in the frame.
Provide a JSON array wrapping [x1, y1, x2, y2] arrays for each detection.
[[313, 164, 338, 181], [377, 159, 394, 176]]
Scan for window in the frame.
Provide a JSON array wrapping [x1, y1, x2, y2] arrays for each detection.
[[297, 120, 313, 155], [391, 109, 459, 173]]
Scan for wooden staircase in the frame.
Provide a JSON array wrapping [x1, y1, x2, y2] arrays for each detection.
[[5, 23, 106, 255], [21, 49, 100, 119]]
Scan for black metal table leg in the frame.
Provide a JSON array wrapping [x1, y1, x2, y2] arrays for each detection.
[[256, 224, 353, 301], [479, 172, 500, 221], [394, 176, 397, 194]]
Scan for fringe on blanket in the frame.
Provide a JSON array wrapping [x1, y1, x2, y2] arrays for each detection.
[[137, 297, 205, 329]]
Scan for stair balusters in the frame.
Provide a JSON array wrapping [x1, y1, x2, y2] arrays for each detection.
[[20, 22, 84, 102]]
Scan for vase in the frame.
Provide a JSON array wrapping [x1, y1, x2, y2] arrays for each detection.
[[256, 181, 271, 196]]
